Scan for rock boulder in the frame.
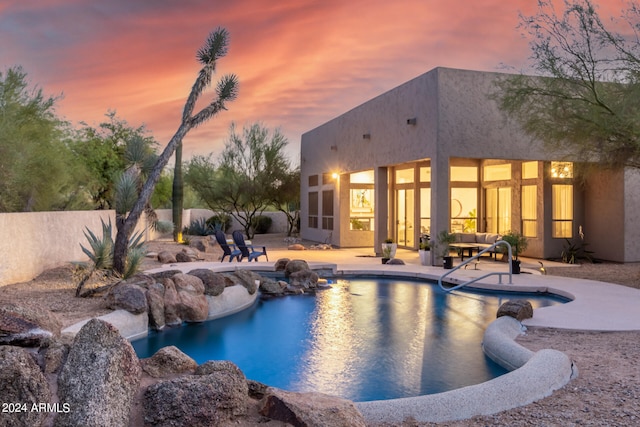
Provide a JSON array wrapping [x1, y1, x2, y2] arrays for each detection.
[[288, 269, 319, 289], [144, 360, 248, 426], [146, 282, 166, 330], [55, 319, 141, 427], [260, 388, 366, 427], [157, 251, 177, 264], [0, 346, 51, 427], [497, 299, 534, 321], [141, 346, 197, 378], [0, 301, 61, 347], [107, 283, 148, 314], [188, 269, 227, 296], [284, 259, 310, 278]]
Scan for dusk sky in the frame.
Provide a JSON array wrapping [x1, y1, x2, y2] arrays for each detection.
[[0, 0, 623, 162]]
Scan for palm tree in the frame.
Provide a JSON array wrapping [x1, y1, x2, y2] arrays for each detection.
[[112, 27, 238, 274]]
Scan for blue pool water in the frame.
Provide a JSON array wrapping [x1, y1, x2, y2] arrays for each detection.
[[132, 277, 567, 402]]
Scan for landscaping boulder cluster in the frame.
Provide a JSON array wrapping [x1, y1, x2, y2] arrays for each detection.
[[105, 258, 324, 331], [0, 291, 365, 426], [0, 255, 363, 426], [105, 268, 259, 330]]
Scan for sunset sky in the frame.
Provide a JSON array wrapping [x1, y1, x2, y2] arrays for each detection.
[[0, 0, 623, 162]]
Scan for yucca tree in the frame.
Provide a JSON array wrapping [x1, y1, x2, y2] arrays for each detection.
[[113, 27, 238, 274]]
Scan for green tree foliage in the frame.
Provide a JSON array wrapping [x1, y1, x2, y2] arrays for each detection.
[[495, 0, 640, 168], [185, 123, 296, 238], [70, 111, 158, 210], [112, 27, 238, 274], [268, 167, 300, 236], [0, 66, 89, 211]]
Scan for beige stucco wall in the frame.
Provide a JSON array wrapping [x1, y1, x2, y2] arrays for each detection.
[[300, 67, 555, 249], [300, 67, 640, 261], [0, 209, 289, 286], [0, 210, 116, 286], [624, 168, 640, 262]]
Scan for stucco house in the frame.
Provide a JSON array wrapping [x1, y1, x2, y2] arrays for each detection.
[[299, 67, 640, 263]]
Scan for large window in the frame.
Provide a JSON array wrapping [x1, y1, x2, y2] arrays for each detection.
[[349, 170, 374, 231], [552, 185, 573, 238], [483, 164, 511, 181], [521, 185, 537, 237], [308, 192, 318, 228], [451, 188, 477, 233], [322, 190, 334, 230], [485, 187, 511, 234]]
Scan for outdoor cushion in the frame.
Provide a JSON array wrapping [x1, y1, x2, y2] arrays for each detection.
[[458, 233, 477, 243]]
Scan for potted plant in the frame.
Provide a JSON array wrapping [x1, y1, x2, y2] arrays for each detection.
[[418, 241, 431, 266], [437, 230, 456, 269], [499, 231, 528, 274], [381, 238, 397, 259], [381, 245, 393, 264]]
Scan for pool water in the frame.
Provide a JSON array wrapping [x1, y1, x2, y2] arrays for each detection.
[[132, 277, 567, 402]]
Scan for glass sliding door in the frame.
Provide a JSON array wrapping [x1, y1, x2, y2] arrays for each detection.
[[485, 187, 511, 234], [396, 188, 415, 247]]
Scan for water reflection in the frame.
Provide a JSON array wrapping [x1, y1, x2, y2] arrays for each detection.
[[132, 278, 566, 402]]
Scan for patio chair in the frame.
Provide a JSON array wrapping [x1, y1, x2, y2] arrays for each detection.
[[214, 230, 241, 262], [232, 230, 268, 262]]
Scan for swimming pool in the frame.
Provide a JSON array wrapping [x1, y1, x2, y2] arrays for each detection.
[[132, 277, 567, 402]]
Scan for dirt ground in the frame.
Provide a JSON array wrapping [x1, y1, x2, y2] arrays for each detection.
[[1, 236, 639, 426]]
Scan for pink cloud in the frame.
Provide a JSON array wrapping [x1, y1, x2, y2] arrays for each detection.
[[3, 0, 622, 162]]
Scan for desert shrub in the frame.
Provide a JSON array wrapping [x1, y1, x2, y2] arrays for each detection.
[[251, 215, 272, 234], [206, 214, 232, 232], [183, 218, 214, 236]]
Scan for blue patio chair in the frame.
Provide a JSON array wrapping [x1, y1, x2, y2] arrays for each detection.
[[214, 230, 241, 262], [232, 230, 268, 262]]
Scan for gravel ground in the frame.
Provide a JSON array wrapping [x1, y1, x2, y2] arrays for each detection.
[[1, 236, 639, 426]]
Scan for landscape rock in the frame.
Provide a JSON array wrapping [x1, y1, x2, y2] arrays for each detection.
[[188, 268, 227, 296], [170, 274, 208, 322], [162, 278, 181, 326], [176, 289, 209, 322], [284, 259, 310, 278], [149, 269, 182, 280], [387, 258, 406, 265], [173, 273, 205, 294], [497, 299, 534, 321], [146, 282, 166, 330], [288, 243, 305, 250], [260, 388, 366, 427], [55, 319, 141, 427], [189, 236, 211, 253], [108, 283, 148, 314], [0, 301, 61, 347], [141, 346, 197, 378], [0, 346, 51, 427], [231, 269, 261, 294], [157, 251, 177, 264], [274, 258, 290, 271], [288, 269, 319, 289], [259, 278, 286, 295], [144, 360, 248, 426], [175, 251, 192, 262]]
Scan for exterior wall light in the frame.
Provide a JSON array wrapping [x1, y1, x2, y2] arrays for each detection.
[[332, 172, 339, 180], [407, 118, 417, 125], [363, 133, 371, 139]]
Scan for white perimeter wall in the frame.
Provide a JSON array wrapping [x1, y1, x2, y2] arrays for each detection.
[[0, 209, 288, 286]]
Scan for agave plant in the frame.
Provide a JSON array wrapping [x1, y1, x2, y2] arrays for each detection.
[[76, 218, 147, 297]]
